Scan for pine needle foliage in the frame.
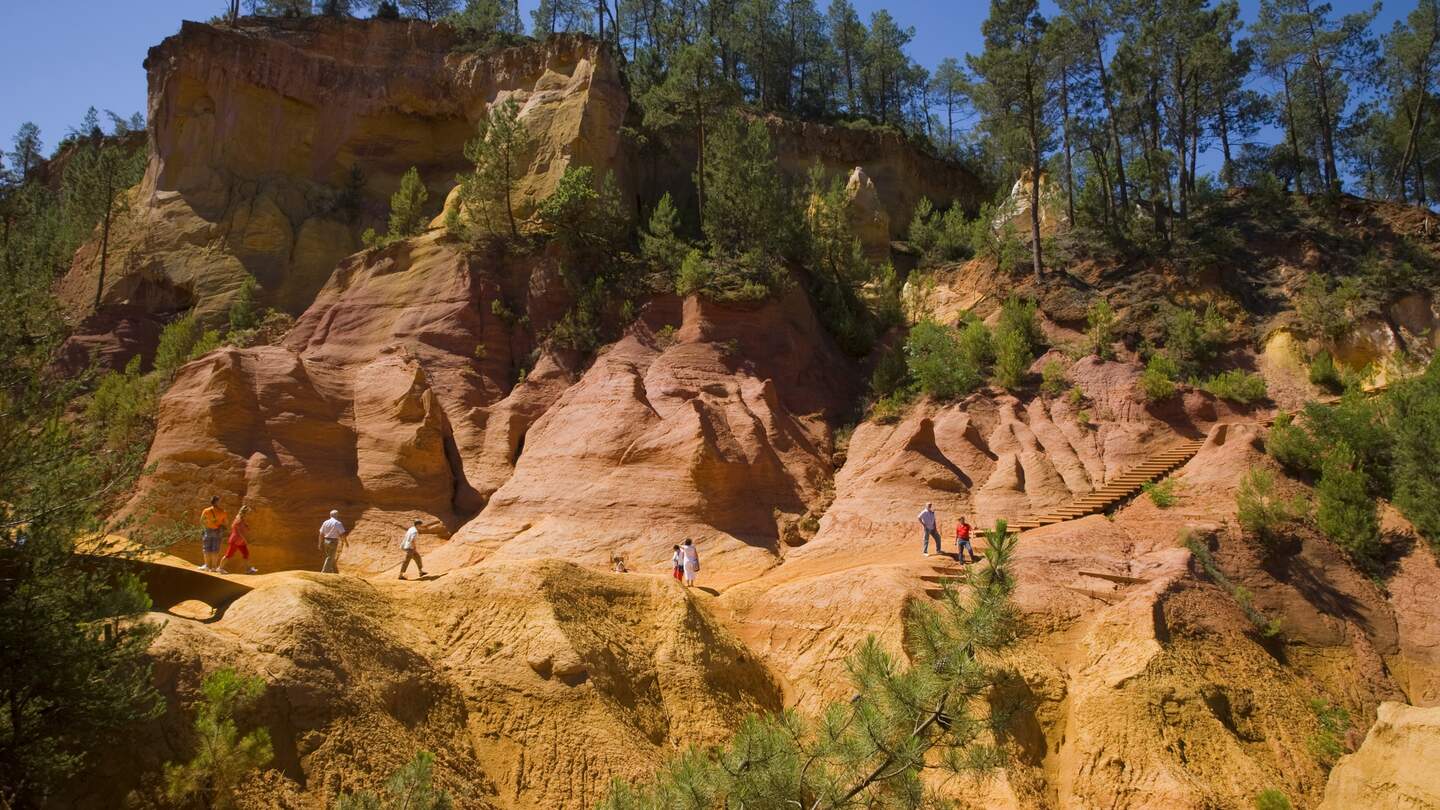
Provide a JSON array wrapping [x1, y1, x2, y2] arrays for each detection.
[[364, 166, 430, 248], [450, 98, 532, 240], [598, 524, 1021, 809], [163, 668, 273, 810], [334, 750, 454, 810]]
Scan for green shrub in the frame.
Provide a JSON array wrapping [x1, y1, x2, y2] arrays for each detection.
[[992, 297, 1040, 390], [227, 276, 260, 333], [908, 197, 972, 263], [1390, 359, 1440, 550], [956, 317, 995, 370], [1086, 297, 1116, 359], [154, 313, 222, 380], [1142, 478, 1178, 508], [675, 248, 783, 302], [163, 668, 273, 809], [1161, 303, 1228, 376], [1266, 412, 1322, 475], [1200, 370, 1268, 404], [535, 165, 627, 252], [1254, 789, 1293, 810], [1307, 699, 1350, 768], [870, 388, 914, 424], [641, 192, 690, 274], [1316, 442, 1381, 567], [870, 343, 910, 399], [1066, 386, 1085, 406], [1040, 359, 1068, 397], [1140, 354, 1179, 401], [364, 165, 430, 248], [1296, 274, 1363, 343], [1304, 393, 1392, 495], [992, 326, 1032, 390], [334, 751, 453, 810], [1236, 468, 1308, 551], [906, 320, 986, 400], [87, 356, 160, 452], [1308, 349, 1342, 391]]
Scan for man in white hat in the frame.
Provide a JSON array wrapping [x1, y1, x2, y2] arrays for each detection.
[[318, 509, 348, 573]]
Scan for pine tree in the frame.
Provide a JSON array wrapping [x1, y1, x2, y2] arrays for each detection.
[[8, 123, 42, 182], [1382, 0, 1440, 203], [598, 525, 1020, 807], [452, 98, 532, 239], [825, 0, 866, 114], [1253, 0, 1379, 194], [1, 168, 162, 806], [163, 669, 274, 810], [1315, 442, 1381, 567], [642, 40, 739, 232], [1389, 358, 1440, 549], [335, 751, 454, 809], [365, 166, 430, 247], [400, 0, 459, 20], [927, 57, 969, 154], [62, 134, 146, 310], [970, 0, 1052, 280], [701, 113, 795, 256]]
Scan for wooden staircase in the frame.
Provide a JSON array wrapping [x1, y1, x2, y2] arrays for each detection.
[[1005, 436, 1207, 532]]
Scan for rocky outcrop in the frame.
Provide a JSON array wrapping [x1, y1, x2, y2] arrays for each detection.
[[1320, 702, 1440, 809], [123, 232, 578, 572], [429, 287, 860, 585], [59, 20, 629, 326]]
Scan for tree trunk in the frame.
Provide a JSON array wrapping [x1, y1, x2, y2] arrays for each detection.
[[1281, 66, 1303, 192], [1028, 103, 1044, 282], [695, 112, 706, 231], [1302, 1, 1340, 191], [1060, 64, 1076, 226], [1092, 29, 1129, 219], [1218, 103, 1233, 184], [95, 206, 112, 311]]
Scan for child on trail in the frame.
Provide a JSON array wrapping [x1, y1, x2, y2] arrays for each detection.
[[918, 503, 941, 557], [218, 505, 258, 574], [681, 539, 700, 587], [199, 496, 227, 572], [955, 516, 979, 564], [398, 518, 426, 580], [671, 544, 683, 582]]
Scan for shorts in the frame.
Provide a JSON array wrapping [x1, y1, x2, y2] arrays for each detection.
[[202, 528, 222, 554]]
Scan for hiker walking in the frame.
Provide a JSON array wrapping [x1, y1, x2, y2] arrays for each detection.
[[918, 502, 941, 557], [670, 544, 684, 582], [318, 510, 347, 573], [199, 496, 227, 572], [398, 519, 426, 580], [217, 505, 258, 574], [955, 516, 979, 564], [681, 538, 700, 587]]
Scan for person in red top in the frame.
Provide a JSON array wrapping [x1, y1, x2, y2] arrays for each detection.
[[955, 516, 979, 564], [217, 504, 258, 574]]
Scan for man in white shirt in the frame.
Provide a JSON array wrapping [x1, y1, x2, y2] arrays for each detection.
[[918, 503, 941, 557], [318, 509, 347, 573], [398, 518, 427, 580]]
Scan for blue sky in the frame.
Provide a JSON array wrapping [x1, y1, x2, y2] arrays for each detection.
[[0, 0, 1414, 171]]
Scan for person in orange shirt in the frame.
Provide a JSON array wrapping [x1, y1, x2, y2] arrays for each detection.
[[199, 496, 228, 572]]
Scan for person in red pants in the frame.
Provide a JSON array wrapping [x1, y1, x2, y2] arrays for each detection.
[[218, 505, 258, 574]]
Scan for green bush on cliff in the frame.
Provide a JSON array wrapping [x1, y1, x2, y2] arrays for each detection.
[[1086, 297, 1117, 360], [364, 166, 430, 248], [162, 668, 273, 810], [1390, 359, 1440, 550], [1139, 353, 1179, 401], [1308, 349, 1343, 391], [335, 751, 453, 810], [1199, 370, 1268, 404], [1236, 468, 1308, 552], [908, 197, 972, 263], [1316, 442, 1381, 567], [906, 319, 987, 399], [992, 296, 1041, 390]]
